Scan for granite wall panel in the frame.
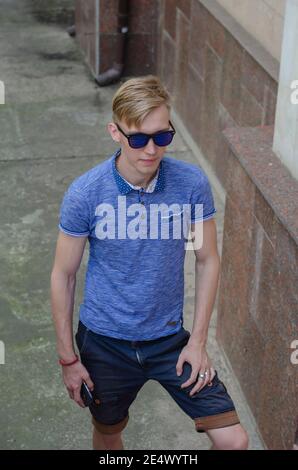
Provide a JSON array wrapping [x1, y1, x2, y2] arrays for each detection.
[[218, 126, 298, 449]]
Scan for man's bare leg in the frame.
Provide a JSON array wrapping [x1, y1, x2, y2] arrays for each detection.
[[207, 424, 249, 450], [93, 426, 124, 450]]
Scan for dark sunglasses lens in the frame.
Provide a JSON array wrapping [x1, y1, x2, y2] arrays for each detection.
[[128, 131, 175, 148], [153, 131, 174, 147], [129, 134, 149, 148]]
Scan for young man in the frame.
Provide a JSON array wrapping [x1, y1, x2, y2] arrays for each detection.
[[51, 75, 248, 450]]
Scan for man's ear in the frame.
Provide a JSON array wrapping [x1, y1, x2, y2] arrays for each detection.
[[107, 122, 121, 143]]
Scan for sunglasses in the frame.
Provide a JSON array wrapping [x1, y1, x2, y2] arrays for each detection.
[[115, 120, 176, 149]]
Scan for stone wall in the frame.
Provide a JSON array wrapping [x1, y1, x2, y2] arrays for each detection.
[[75, 0, 97, 73], [216, 126, 298, 449], [158, 0, 279, 189], [217, 0, 285, 61], [75, 0, 159, 77], [157, 0, 298, 450], [73, 0, 297, 448]]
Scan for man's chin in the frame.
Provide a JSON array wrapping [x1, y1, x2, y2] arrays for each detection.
[[138, 158, 160, 169]]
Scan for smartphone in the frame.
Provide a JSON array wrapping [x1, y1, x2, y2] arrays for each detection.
[[80, 381, 94, 406]]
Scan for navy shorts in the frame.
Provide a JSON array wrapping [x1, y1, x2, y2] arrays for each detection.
[[75, 321, 240, 435]]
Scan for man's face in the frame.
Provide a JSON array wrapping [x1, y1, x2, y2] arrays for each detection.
[[108, 104, 171, 176]]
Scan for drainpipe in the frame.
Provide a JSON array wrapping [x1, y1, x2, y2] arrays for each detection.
[[95, 0, 100, 77], [95, 0, 129, 86], [66, 25, 76, 37]]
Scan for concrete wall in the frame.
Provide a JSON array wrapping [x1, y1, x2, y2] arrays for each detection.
[[217, 0, 286, 61]]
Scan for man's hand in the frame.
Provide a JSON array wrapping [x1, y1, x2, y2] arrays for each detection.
[[176, 341, 215, 396], [62, 361, 94, 408]]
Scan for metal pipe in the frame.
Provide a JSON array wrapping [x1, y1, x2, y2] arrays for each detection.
[[95, 0, 129, 86], [95, 0, 100, 77]]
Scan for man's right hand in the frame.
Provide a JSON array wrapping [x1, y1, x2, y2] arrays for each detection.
[[62, 361, 94, 408]]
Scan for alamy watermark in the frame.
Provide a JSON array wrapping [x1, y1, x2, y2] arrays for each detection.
[[290, 80, 298, 104], [0, 80, 5, 105], [290, 339, 298, 365], [0, 340, 5, 365], [94, 197, 204, 250]]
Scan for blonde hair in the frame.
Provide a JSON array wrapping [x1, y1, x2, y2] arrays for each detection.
[[112, 75, 171, 128]]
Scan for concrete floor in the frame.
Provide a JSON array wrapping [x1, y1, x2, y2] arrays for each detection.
[[0, 0, 264, 450]]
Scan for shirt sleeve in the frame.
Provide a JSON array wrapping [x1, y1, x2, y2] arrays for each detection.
[[58, 187, 90, 237], [191, 172, 217, 222]]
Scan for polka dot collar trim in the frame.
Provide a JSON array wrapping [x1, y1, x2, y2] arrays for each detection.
[[111, 148, 165, 195]]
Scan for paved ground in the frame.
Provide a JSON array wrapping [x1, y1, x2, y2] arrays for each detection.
[[0, 0, 264, 450]]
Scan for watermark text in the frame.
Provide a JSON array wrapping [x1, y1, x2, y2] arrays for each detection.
[[290, 339, 298, 365], [0, 80, 5, 105], [290, 80, 298, 104], [0, 340, 5, 365], [94, 197, 205, 250]]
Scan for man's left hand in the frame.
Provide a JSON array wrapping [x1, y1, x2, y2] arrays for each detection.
[[176, 341, 216, 396]]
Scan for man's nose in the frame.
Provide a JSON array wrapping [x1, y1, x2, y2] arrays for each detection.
[[144, 137, 157, 154]]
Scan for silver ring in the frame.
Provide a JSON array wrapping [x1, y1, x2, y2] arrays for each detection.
[[199, 373, 205, 379]]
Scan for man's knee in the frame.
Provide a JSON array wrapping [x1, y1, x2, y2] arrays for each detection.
[[92, 415, 128, 436], [208, 425, 249, 450], [222, 427, 249, 450], [229, 428, 249, 450]]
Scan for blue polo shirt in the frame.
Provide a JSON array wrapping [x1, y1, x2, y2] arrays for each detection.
[[58, 148, 216, 340]]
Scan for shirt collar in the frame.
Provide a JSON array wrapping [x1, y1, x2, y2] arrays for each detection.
[[112, 148, 165, 195], [123, 168, 160, 193]]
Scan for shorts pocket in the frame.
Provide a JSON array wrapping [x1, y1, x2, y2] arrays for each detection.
[[75, 322, 90, 355], [90, 392, 122, 425], [206, 371, 228, 394]]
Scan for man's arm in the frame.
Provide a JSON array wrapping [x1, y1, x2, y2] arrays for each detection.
[[189, 217, 220, 346], [51, 231, 93, 407], [176, 218, 220, 395], [51, 231, 87, 361]]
